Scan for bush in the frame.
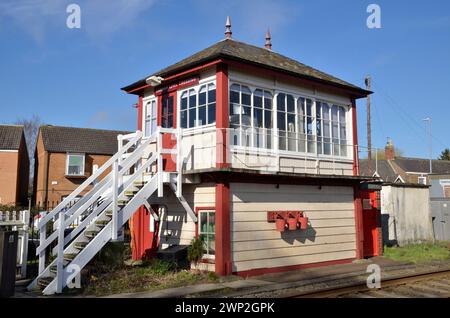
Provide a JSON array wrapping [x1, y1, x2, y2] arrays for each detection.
[[187, 237, 204, 265]]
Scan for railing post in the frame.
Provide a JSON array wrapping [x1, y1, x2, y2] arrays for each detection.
[[157, 129, 163, 197], [38, 217, 46, 275], [275, 128, 280, 172], [56, 210, 65, 293], [21, 210, 29, 278], [112, 159, 119, 241], [176, 127, 182, 197]]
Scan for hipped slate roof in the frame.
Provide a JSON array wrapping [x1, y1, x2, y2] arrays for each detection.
[[359, 157, 450, 181], [122, 39, 371, 97], [0, 125, 24, 150], [39, 125, 132, 155], [394, 157, 450, 174]]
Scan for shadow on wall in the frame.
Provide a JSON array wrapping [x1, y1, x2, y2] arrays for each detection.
[[381, 214, 398, 247], [280, 226, 317, 245]]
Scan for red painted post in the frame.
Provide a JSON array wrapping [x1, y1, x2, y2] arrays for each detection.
[[354, 186, 364, 259], [216, 63, 229, 168], [215, 182, 231, 275]]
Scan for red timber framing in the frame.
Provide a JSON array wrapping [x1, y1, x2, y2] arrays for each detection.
[[216, 63, 229, 168], [215, 182, 231, 275], [351, 97, 364, 259]]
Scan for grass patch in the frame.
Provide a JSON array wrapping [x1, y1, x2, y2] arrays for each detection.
[[83, 259, 220, 296], [384, 242, 450, 264]]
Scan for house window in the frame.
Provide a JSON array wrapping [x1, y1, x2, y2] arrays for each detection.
[[316, 102, 347, 157], [198, 210, 215, 258], [277, 93, 296, 151], [144, 99, 157, 137], [66, 154, 85, 176], [418, 176, 427, 185]]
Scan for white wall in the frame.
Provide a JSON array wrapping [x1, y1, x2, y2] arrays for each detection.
[[230, 183, 356, 272], [381, 185, 434, 246]]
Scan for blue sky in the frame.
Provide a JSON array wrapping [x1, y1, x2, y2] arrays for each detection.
[[1, 0, 449, 158]]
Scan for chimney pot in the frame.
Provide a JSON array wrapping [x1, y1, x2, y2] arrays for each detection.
[[385, 137, 395, 160]]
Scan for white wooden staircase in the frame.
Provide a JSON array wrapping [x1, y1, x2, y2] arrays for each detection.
[[28, 128, 197, 295]]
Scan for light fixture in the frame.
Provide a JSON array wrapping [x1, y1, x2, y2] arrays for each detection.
[[145, 76, 164, 87]]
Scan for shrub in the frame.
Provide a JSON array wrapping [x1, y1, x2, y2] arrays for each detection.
[[187, 237, 204, 265]]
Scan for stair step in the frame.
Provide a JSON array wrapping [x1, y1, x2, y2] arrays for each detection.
[[133, 181, 147, 187], [38, 277, 53, 288], [95, 219, 110, 227], [118, 200, 129, 207], [106, 210, 112, 217], [64, 253, 78, 261], [85, 230, 99, 238], [50, 265, 57, 274], [124, 190, 138, 196], [74, 241, 89, 249]]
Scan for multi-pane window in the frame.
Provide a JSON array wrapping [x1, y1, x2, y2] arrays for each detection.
[[277, 93, 296, 151], [230, 84, 273, 148], [316, 102, 347, 156], [199, 210, 215, 258], [228, 83, 349, 158], [253, 89, 273, 149], [144, 99, 157, 137], [66, 154, 85, 176], [180, 84, 216, 128]]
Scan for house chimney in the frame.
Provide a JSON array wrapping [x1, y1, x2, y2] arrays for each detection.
[[225, 16, 232, 39], [385, 137, 395, 160], [265, 29, 272, 50]]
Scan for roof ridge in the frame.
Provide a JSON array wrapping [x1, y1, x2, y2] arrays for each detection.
[[41, 124, 132, 134]]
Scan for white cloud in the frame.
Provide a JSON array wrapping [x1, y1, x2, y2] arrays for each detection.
[[0, 0, 157, 43]]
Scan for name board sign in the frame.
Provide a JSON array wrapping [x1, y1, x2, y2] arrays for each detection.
[[155, 77, 199, 95]]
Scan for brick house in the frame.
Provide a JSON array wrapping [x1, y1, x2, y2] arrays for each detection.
[[360, 139, 450, 185], [0, 125, 29, 206], [33, 125, 131, 210]]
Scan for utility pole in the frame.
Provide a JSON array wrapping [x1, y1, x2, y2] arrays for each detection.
[[423, 117, 432, 174], [365, 75, 372, 175]]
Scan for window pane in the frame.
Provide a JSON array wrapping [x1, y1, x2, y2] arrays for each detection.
[[322, 103, 330, 120], [254, 108, 263, 127], [189, 90, 196, 108], [264, 110, 272, 129], [277, 93, 285, 111], [151, 118, 157, 133], [181, 93, 187, 110], [340, 124, 347, 140], [198, 106, 206, 126], [208, 86, 216, 103], [287, 114, 296, 132], [208, 103, 216, 124], [339, 106, 346, 123], [278, 112, 286, 131], [242, 91, 251, 106], [254, 89, 263, 108], [181, 110, 187, 128], [332, 105, 338, 121], [200, 213, 207, 233], [230, 90, 239, 104], [287, 94, 295, 112], [189, 108, 196, 128], [264, 91, 272, 110], [306, 99, 313, 116], [199, 86, 207, 105]]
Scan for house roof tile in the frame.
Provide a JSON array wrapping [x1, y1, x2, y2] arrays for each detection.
[[0, 125, 24, 150], [39, 125, 132, 155]]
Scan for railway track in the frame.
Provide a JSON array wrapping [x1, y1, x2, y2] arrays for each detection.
[[291, 269, 450, 298]]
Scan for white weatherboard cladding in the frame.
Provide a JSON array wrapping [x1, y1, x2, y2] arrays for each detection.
[[154, 184, 215, 249], [230, 183, 356, 272]]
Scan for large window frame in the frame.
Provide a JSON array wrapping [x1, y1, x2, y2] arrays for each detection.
[[198, 209, 215, 260], [66, 153, 85, 176], [229, 81, 351, 160], [180, 82, 216, 129], [144, 98, 157, 137]]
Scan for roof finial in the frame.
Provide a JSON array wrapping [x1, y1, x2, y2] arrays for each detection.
[[225, 16, 232, 39], [265, 28, 272, 50]]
